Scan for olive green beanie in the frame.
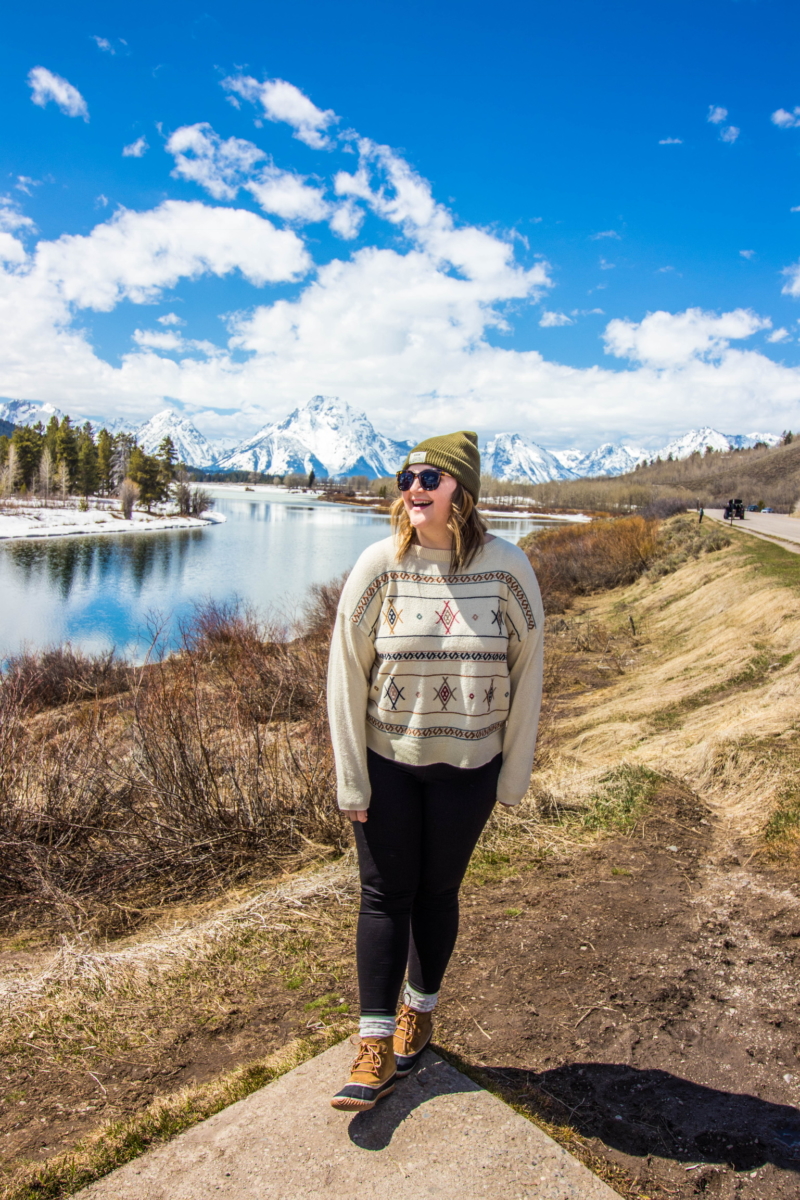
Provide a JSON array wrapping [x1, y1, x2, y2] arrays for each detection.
[[401, 431, 481, 502]]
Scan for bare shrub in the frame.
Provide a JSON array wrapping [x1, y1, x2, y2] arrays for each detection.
[[2, 645, 129, 712], [0, 591, 347, 936], [190, 486, 213, 516], [118, 477, 140, 519], [521, 515, 659, 612]]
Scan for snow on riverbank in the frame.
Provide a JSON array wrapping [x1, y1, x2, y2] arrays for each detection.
[[0, 500, 225, 542]]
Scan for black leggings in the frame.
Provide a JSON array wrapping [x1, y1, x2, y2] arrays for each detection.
[[353, 748, 501, 1016]]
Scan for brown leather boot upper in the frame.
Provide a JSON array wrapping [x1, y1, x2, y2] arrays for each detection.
[[394, 1005, 433, 1059], [348, 1036, 396, 1087]]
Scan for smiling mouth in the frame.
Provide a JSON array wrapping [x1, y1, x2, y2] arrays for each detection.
[[411, 499, 433, 508]]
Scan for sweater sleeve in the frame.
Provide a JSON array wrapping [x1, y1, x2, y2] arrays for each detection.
[[326, 598, 377, 811], [496, 555, 545, 806]]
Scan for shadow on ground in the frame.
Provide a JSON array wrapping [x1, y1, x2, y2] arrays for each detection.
[[488, 1062, 800, 1173], [347, 1052, 480, 1151]]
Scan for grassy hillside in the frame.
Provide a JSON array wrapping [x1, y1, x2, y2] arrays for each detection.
[[485, 436, 800, 514]]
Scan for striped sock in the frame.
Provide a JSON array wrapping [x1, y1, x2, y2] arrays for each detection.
[[403, 982, 439, 1013], [359, 1015, 397, 1039]]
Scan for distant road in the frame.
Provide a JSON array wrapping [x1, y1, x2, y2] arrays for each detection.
[[705, 508, 800, 555]]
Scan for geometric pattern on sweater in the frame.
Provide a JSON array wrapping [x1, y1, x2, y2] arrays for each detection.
[[376, 649, 507, 662], [367, 714, 507, 741], [350, 569, 537, 632]]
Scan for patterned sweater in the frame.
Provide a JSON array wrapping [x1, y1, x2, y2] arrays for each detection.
[[327, 535, 544, 810]]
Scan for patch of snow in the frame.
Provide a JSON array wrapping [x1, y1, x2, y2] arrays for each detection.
[[0, 499, 224, 542], [0, 398, 65, 427]]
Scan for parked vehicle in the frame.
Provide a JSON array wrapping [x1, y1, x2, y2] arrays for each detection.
[[747, 504, 759, 512], [762, 507, 775, 513], [724, 498, 746, 520]]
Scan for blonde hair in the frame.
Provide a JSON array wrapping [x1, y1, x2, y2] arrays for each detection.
[[391, 482, 489, 573]]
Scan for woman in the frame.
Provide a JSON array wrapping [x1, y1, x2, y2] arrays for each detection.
[[327, 430, 544, 1111]]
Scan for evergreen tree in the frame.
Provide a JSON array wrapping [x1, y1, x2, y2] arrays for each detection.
[[44, 414, 59, 462], [55, 417, 78, 491], [128, 446, 164, 510], [96, 428, 113, 495], [0, 434, 9, 469], [307, 468, 316, 489], [157, 435, 178, 492], [76, 424, 99, 496], [11, 423, 44, 490]]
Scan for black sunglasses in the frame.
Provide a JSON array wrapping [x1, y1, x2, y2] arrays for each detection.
[[396, 468, 448, 492]]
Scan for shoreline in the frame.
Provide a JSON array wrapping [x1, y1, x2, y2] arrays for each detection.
[[0, 504, 225, 544]]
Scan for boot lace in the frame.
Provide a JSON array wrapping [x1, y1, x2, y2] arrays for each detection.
[[395, 1006, 421, 1053], [351, 1040, 384, 1074]]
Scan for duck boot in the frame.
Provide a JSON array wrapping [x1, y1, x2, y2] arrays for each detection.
[[330, 1036, 397, 1111], [394, 1004, 433, 1076]]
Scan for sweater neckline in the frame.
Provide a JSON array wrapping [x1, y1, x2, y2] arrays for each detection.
[[406, 536, 496, 566]]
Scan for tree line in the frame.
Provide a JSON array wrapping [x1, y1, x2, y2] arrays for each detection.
[[0, 418, 211, 516]]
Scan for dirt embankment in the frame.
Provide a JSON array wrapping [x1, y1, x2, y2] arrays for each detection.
[[2, 528, 800, 1199]]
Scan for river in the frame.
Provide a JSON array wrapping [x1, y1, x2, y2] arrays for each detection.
[[0, 487, 553, 661]]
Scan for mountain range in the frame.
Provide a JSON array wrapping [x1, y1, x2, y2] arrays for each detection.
[[0, 395, 784, 484]]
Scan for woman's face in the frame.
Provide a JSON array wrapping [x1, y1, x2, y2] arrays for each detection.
[[402, 463, 459, 538]]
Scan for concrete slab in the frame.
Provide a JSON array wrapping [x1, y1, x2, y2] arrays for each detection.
[[76, 1039, 619, 1200]]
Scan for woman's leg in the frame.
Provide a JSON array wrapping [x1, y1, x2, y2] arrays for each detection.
[[407, 753, 502, 996], [352, 750, 424, 1019]]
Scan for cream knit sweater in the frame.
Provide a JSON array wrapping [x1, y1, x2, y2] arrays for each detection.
[[327, 534, 544, 810]]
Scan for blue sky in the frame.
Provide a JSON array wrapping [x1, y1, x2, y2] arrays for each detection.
[[2, 0, 800, 449]]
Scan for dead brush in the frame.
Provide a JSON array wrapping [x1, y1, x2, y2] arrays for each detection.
[[2, 644, 130, 713], [0, 593, 347, 938], [521, 515, 659, 613]]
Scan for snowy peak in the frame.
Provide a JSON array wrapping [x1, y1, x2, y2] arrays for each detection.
[[136, 409, 217, 468], [570, 443, 644, 478], [0, 398, 65, 427], [644, 427, 782, 464], [218, 395, 412, 478], [482, 433, 578, 484]]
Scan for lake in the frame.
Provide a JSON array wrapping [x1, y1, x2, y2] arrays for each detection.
[[0, 487, 552, 661]]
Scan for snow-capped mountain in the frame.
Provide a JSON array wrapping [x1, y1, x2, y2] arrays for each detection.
[[0, 398, 65, 427], [482, 433, 578, 484], [570, 443, 644, 478], [136, 409, 217, 468], [218, 395, 413, 478], [644, 427, 782, 463]]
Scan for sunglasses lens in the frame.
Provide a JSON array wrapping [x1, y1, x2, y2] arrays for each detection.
[[397, 468, 442, 491]]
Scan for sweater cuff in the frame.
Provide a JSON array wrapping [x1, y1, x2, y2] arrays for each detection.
[[337, 786, 371, 811]]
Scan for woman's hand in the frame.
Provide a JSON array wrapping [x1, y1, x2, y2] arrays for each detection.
[[347, 809, 369, 823]]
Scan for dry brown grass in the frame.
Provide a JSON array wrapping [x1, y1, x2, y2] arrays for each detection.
[[0, 590, 346, 938]]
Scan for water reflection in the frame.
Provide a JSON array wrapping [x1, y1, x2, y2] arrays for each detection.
[[0, 492, 548, 661]]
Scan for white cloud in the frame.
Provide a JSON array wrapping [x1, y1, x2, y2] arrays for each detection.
[[166, 123, 329, 222], [599, 257, 615, 270], [590, 230, 620, 240], [707, 105, 728, 125], [772, 107, 800, 129], [0, 202, 35, 233], [158, 312, 185, 326], [720, 125, 740, 144], [781, 261, 800, 297], [539, 310, 573, 327], [768, 328, 791, 343], [33, 199, 310, 310], [329, 200, 365, 240], [133, 328, 183, 351], [123, 136, 149, 158], [658, 137, 683, 145], [603, 307, 770, 368], [791, 206, 800, 213], [739, 249, 755, 260], [0, 234, 27, 264], [221, 75, 338, 149], [27, 66, 88, 120], [92, 36, 113, 53]]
